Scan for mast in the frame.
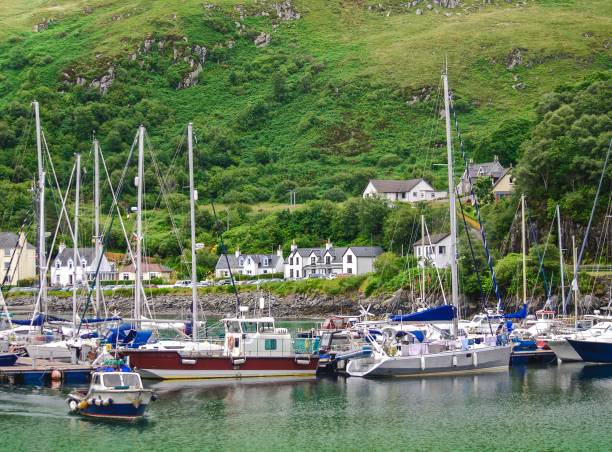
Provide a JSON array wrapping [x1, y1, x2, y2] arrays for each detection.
[[442, 69, 459, 334], [33, 101, 47, 317], [420, 214, 426, 304], [134, 125, 144, 326], [556, 205, 566, 316], [187, 122, 198, 342], [72, 153, 81, 332], [572, 235, 579, 324], [521, 194, 527, 308], [94, 139, 102, 314]]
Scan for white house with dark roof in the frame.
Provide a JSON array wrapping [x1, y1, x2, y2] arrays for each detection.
[[118, 261, 173, 281], [215, 246, 284, 278], [363, 179, 446, 203], [458, 157, 508, 196], [51, 242, 115, 287], [285, 240, 383, 278], [0, 232, 36, 285], [413, 233, 451, 269]]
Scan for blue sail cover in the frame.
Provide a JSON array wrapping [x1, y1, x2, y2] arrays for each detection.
[[390, 305, 457, 322], [503, 304, 528, 320], [81, 316, 122, 324], [12, 314, 67, 326]]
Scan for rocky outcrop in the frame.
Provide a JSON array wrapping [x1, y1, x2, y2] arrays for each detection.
[[254, 32, 271, 48], [273, 1, 300, 21], [90, 67, 115, 94], [506, 47, 526, 70], [33, 20, 51, 32]]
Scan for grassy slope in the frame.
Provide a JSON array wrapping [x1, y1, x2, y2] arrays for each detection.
[[0, 0, 609, 261]]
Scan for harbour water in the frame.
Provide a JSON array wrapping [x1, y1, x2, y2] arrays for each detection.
[[2, 363, 612, 451]]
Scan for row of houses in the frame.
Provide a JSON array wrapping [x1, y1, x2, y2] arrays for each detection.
[[215, 240, 383, 279], [363, 158, 514, 203]]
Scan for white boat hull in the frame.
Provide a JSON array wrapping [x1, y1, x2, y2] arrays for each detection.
[[347, 345, 512, 378], [547, 339, 582, 362], [137, 367, 317, 380]]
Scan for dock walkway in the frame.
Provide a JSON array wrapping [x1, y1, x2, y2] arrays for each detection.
[[0, 357, 92, 386]]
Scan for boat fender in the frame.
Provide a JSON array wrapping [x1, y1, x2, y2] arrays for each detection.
[[107, 398, 113, 405], [69, 400, 78, 412], [95, 399, 102, 406], [102, 399, 110, 406], [88, 398, 96, 406], [51, 369, 62, 381], [227, 337, 234, 350], [151, 394, 158, 402], [78, 400, 88, 410]]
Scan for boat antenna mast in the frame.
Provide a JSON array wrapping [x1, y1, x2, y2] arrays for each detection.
[[72, 153, 81, 335], [33, 101, 47, 319], [187, 122, 199, 341], [134, 125, 145, 328]]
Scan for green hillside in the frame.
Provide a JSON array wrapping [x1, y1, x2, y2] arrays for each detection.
[[0, 0, 610, 278]]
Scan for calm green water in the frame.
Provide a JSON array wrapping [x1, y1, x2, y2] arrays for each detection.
[[2, 363, 612, 451]]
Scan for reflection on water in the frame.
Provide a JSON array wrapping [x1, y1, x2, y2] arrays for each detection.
[[2, 364, 612, 451]]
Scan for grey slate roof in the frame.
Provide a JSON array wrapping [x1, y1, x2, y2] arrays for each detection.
[[413, 233, 450, 246], [55, 247, 96, 264], [348, 246, 384, 257], [369, 179, 424, 193], [0, 232, 34, 250], [216, 253, 280, 270], [464, 161, 506, 180]]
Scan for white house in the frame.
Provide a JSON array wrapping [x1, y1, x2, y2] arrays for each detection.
[[51, 243, 116, 287], [284, 240, 383, 278], [363, 179, 446, 203], [118, 261, 172, 281], [457, 157, 508, 196], [0, 232, 36, 286], [413, 233, 451, 269], [215, 247, 284, 278], [492, 167, 515, 201]]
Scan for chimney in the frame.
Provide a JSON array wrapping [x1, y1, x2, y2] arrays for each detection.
[[494, 155, 499, 162], [235, 246, 240, 258], [290, 239, 297, 252], [325, 239, 332, 251], [58, 241, 66, 255], [277, 245, 283, 258]]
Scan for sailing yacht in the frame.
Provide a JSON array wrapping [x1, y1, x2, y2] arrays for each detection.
[[346, 69, 512, 378]]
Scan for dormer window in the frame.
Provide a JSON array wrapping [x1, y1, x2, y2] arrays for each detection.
[[81, 259, 87, 268], [55, 261, 61, 268], [296, 257, 299, 265], [68, 260, 73, 269], [346, 255, 353, 264], [325, 256, 331, 265], [239, 257, 245, 266], [311, 257, 316, 265], [263, 258, 269, 266]]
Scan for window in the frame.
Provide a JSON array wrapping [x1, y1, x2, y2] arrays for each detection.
[[347, 268, 353, 274], [325, 256, 331, 265], [81, 259, 87, 268], [263, 270, 268, 274], [263, 258, 269, 266], [265, 339, 277, 351], [431, 193, 435, 198], [296, 257, 300, 265], [412, 192, 417, 197], [123, 274, 129, 280], [416, 247, 420, 256], [346, 255, 352, 264], [239, 257, 245, 266], [438, 246, 446, 254], [4, 248, 10, 257], [420, 192, 424, 198], [290, 269, 294, 278], [296, 270, 300, 278], [4, 262, 10, 270], [68, 260, 73, 269], [56, 261, 61, 268], [311, 257, 316, 265], [401, 193, 406, 199], [56, 276, 60, 284], [290, 257, 293, 265]]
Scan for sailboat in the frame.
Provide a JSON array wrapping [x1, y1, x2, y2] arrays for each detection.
[[120, 123, 319, 379], [346, 68, 512, 378]]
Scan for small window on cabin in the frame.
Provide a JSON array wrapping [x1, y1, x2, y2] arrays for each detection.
[[243, 322, 257, 333], [265, 339, 277, 351], [227, 321, 242, 333]]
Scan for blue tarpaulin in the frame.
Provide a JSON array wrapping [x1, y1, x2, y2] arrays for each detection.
[[81, 316, 122, 324], [503, 304, 528, 320], [12, 314, 67, 326], [390, 305, 457, 322]]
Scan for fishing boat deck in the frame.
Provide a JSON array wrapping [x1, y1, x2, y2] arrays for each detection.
[[0, 357, 92, 385]]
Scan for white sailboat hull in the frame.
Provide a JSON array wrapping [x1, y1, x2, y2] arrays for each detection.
[[547, 339, 582, 362], [347, 345, 512, 378]]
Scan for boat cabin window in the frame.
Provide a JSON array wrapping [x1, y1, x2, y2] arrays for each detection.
[[242, 322, 258, 333], [92, 374, 101, 385], [102, 373, 141, 388], [258, 322, 274, 332], [226, 321, 242, 333]]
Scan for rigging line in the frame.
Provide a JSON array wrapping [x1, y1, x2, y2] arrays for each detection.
[[526, 203, 555, 302], [209, 199, 241, 314], [29, 162, 76, 324], [41, 130, 86, 267], [564, 138, 612, 311], [423, 221, 447, 304], [587, 192, 611, 298], [145, 130, 185, 258]]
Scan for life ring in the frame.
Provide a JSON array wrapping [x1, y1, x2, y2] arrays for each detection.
[[227, 337, 234, 350]]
